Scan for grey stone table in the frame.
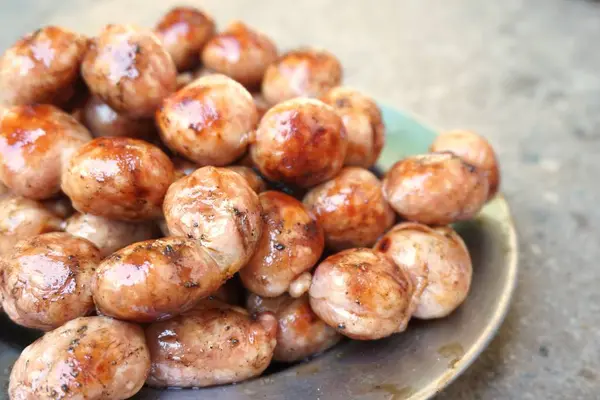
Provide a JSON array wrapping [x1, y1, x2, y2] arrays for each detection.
[[1, 0, 599, 398]]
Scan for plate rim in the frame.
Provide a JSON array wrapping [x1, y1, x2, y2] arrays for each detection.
[[412, 194, 518, 399], [378, 104, 519, 399]]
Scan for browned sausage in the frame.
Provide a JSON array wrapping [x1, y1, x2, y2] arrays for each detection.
[[9, 316, 150, 399], [65, 212, 157, 256], [93, 166, 262, 322], [0, 26, 87, 106], [155, 6, 216, 71], [303, 167, 394, 250], [0, 104, 92, 199], [201, 21, 278, 89], [164, 166, 263, 275], [157, 74, 258, 166], [225, 165, 267, 193], [247, 293, 341, 362], [81, 95, 156, 138], [309, 248, 415, 340], [1, 232, 101, 330], [62, 137, 175, 221], [0, 195, 64, 256], [262, 48, 342, 105], [240, 191, 324, 297], [375, 222, 472, 319], [91, 237, 223, 322], [430, 129, 500, 199], [82, 24, 177, 117], [382, 152, 489, 225], [250, 98, 347, 188], [145, 299, 277, 387], [320, 86, 385, 168]]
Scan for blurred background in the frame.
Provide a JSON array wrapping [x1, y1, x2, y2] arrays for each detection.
[[1, 0, 599, 398]]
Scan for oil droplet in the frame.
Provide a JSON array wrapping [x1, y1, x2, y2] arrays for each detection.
[[437, 342, 464, 368], [372, 384, 415, 399]]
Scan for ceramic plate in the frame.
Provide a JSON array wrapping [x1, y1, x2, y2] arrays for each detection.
[[0, 106, 517, 400]]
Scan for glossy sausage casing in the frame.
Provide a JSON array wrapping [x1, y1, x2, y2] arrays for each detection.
[[9, 316, 150, 400], [155, 6, 216, 71], [164, 166, 263, 275], [62, 137, 175, 221], [262, 48, 342, 105], [225, 165, 267, 193], [65, 212, 157, 256], [309, 248, 415, 340], [81, 95, 156, 139], [0, 196, 63, 256], [145, 299, 277, 387], [0, 26, 87, 106], [82, 24, 177, 118], [0, 104, 92, 199], [0, 232, 101, 331], [247, 293, 341, 362], [201, 21, 278, 89], [320, 86, 385, 168], [250, 98, 348, 188], [303, 167, 394, 250], [157, 74, 258, 166], [375, 223, 472, 319], [382, 152, 489, 225], [92, 237, 222, 322], [430, 129, 500, 199], [240, 191, 324, 297]]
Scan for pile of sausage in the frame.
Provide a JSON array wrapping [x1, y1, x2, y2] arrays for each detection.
[[0, 6, 500, 400]]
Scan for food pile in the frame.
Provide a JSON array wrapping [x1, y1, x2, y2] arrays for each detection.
[[0, 6, 500, 399]]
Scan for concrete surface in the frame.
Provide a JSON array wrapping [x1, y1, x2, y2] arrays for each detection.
[[1, 0, 599, 398]]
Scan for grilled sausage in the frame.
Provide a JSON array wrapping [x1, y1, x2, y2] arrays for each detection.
[[9, 316, 150, 399], [145, 299, 277, 387], [320, 86, 385, 168], [81, 95, 156, 138], [1, 232, 101, 330], [247, 293, 341, 362], [201, 21, 277, 89], [157, 74, 258, 166], [0, 104, 92, 199], [0, 196, 63, 256], [250, 98, 347, 188], [82, 24, 177, 117], [225, 165, 267, 193], [91, 237, 222, 322], [92, 167, 262, 322], [0, 26, 87, 106], [155, 6, 216, 71], [262, 48, 342, 105], [62, 137, 175, 221], [164, 166, 263, 275], [65, 213, 157, 256], [374, 222, 472, 319], [309, 248, 415, 340], [240, 191, 324, 297], [382, 152, 489, 225], [303, 167, 394, 250], [430, 129, 500, 199]]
